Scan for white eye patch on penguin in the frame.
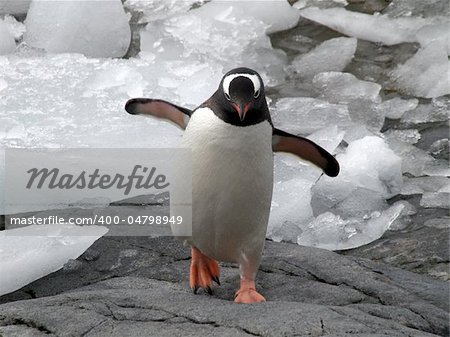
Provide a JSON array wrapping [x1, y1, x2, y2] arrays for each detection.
[[125, 67, 340, 303]]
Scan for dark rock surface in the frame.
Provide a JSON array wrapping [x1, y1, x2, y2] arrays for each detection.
[[0, 236, 448, 337]]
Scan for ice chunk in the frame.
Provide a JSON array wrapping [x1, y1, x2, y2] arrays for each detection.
[[383, 129, 421, 145], [312, 136, 403, 214], [428, 139, 449, 160], [24, 0, 131, 58], [299, 7, 429, 45], [84, 65, 148, 98], [3, 14, 26, 41], [420, 192, 449, 209], [268, 126, 344, 242], [313, 72, 381, 103], [416, 23, 450, 54], [384, 0, 450, 19], [272, 97, 352, 135], [390, 41, 450, 98], [386, 138, 435, 176], [347, 100, 384, 133], [140, 1, 288, 88], [378, 97, 419, 119], [124, 0, 199, 23], [267, 178, 314, 243], [401, 176, 449, 195], [388, 200, 417, 231], [0, 19, 15, 55], [400, 98, 450, 125], [0, 224, 108, 296], [297, 203, 405, 250], [229, 1, 301, 34], [0, 0, 31, 15], [290, 37, 357, 78]]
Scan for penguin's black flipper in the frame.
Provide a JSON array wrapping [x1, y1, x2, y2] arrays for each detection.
[[125, 98, 192, 130], [272, 128, 340, 177]]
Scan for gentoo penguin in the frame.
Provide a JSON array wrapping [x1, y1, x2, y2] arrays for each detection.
[[125, 67, 339, 303]]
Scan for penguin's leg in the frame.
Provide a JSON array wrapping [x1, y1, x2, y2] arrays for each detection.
[[235, 253, 265, 303], [190, 246, 221, 294]]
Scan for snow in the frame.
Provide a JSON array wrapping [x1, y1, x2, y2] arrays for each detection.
[[0, 224, 108, 296], [24, 0, 131, 58], [290, 37, 357, 78], [0, 19, 15, 55]]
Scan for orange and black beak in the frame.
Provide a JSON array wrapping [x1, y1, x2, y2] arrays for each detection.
[[232, 102, 252, 121]]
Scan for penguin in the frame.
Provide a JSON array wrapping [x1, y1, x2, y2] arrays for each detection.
[[125, 67, 339, 303]]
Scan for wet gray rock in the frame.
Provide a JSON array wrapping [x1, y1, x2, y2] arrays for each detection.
[[0, 237, 448, 337]]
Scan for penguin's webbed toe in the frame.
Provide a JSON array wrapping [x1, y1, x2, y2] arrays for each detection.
[[190, 247, 221, 295]]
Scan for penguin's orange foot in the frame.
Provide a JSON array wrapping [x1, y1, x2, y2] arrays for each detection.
[[234, 279, 265, 303], [190, 246, 220, 294]]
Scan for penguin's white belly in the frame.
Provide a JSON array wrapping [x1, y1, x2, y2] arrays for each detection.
[[181, 107, 273, 263]]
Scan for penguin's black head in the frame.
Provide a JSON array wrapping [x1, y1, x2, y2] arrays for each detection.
[[213, 67, 269, 126]]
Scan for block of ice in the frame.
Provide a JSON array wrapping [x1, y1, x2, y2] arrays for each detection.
[[401, 176, 450, 195], [378, 97, 419, 119], [386, 138, 435, 176], [347, 100, 384, 133], [0, 224, 108, 296], [387, 200, 417, 231], [124, 0, 199, 23], [24, 0, 131, 58], [299, 7, 429, 45], [267, 178, 314, 243], [297, 203, 405, 250], [272, 97, 352, 135], [420, 192, 449, 209], [228, 0, 301, 34], [416, 23, 450, 54], [312, 136, 403, 215], [0, 19, 15, 55], [0, 0, 31, 15], [383, 129, 421, 145], [3, 14, 26, 41], [140, 1, 289, 88], [390, 41, 450, 98], [384, 0, 450, 19], [268, 125, 344, 242], [400, 98, 449, 125], [290, 37, 357, 78], [313, 72, 381, 103]]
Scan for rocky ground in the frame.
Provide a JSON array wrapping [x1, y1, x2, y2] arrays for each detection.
[[0, 193, 448, 336], [0, 234, 448, 337]]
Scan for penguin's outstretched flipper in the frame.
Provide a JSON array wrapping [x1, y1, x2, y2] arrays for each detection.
[[125, 98, 192, 130], [190, 246, 221, 295], [272, 128, 340, 177]]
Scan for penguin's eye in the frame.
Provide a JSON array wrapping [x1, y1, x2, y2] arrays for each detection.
[[254, 90, 260, 99], [225, 92, 231, 101]]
